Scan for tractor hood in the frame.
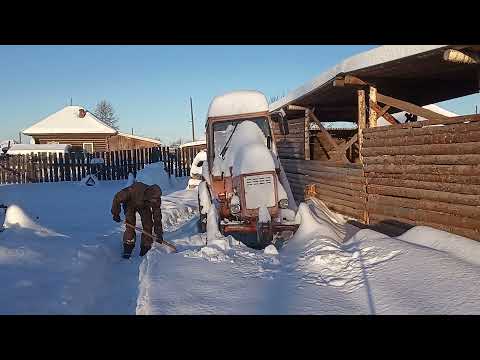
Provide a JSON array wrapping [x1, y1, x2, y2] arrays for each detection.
[[212, 121, 276, 177]]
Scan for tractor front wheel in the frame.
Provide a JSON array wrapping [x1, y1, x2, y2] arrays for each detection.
[[256, 221, 273, 249]]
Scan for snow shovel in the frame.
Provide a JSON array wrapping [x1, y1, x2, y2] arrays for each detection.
[[124, 222, 177, 252]]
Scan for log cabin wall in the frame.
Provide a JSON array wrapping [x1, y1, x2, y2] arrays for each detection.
[[34, 134, 110, 152], [106, 134, 161, 151], [362, 118, 480, 241]]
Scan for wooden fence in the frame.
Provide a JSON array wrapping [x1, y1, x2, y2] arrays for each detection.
[[0, 145, 205, 184]]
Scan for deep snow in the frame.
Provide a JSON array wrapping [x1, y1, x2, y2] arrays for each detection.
[[137, 198, 480, 315]]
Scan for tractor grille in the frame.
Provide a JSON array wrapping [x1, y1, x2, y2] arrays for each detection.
[[243, 174, 275, 210]]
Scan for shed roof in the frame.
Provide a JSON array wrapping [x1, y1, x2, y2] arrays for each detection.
[[23, 106, 117, 135], [117, 132, 162, 145], [270, 45, 480, 122]]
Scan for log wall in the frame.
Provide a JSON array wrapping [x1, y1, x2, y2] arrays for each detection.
[[281, 158, 366, 220], [362, 119, 480, 241]]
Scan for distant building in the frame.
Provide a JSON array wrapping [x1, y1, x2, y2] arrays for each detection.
[[22, 106, 161, 153], [179, 139, 206, 153]]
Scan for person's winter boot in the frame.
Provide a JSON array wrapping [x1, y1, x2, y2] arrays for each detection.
[[123, 243, 135, 259], [140, 244, 151, 257]]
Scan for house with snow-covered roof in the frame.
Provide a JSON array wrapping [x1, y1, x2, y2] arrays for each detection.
[[22, 106, 162, 153]]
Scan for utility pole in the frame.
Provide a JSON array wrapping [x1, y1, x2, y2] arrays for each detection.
[[131, 128, 134, 135], [18, 132, 22, 144], [70, 97, 72, 106], [476, 105, 478, 114], [190, 97, 195, 142]]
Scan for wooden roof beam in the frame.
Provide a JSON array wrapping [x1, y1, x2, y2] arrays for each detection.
[[333, 75, 372, 88], [377, 93, 450, 122]]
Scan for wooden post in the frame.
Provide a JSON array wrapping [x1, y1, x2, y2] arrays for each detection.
[[114, 151, 119, 180], [358, 89, 369, 225], [132, 149, 137, 177], [369, 86, 377, 128], [41, 153, 48, 182], [52, 153, 59, 182]]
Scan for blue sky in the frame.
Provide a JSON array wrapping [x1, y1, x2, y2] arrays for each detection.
[[1, 45, 479, 143]]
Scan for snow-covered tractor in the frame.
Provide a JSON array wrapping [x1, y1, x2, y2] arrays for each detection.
[[197, 90, 299, 248]]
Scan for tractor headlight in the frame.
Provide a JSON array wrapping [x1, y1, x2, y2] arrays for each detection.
[[278, 199, 288, 209], [230, 203, 241, 214]]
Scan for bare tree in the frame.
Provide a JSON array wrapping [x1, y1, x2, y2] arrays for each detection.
[[94, 100, 119, 130]]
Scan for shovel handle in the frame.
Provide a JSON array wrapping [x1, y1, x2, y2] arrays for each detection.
[[124, 222, 177, 252]]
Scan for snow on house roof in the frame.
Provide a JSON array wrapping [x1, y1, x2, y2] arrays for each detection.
[[207, 90, 269, 119], [180, 139, 206, 148], [117, 132, 162, 145], [22, 106, 117, 135], [269, 45, 449, 111], [310, 122, 358, 131]]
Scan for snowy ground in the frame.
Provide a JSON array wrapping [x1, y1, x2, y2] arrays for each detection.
[[2, 164, 480, 314], [0, 164, 195, 314]]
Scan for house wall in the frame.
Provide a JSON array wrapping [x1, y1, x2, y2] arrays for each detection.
[[106, 134, 160, 151], [33, 134, 111, 152]]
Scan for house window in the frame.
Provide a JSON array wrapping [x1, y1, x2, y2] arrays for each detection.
[[83, 143, 94, 154]]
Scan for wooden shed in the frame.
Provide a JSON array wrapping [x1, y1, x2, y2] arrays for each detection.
[[270, 45, 480, 241], [22, 106, 161, 152]]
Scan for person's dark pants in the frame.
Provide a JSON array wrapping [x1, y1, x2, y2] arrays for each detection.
[[123, 207, 159, 256]]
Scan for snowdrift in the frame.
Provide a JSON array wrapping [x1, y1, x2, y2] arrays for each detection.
[[135, 162, 188, 195], [138, 197, 480, 314]]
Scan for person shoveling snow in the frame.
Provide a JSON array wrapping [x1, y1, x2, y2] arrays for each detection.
[[111, 182, 165, 259]]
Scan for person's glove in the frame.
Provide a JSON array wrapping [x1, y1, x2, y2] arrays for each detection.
[[113, 214, 121, 223]]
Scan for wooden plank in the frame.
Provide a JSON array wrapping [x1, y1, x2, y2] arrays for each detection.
[[304, 116, 310, 160], [357, 89, 366, 165], [367, 202, 480, 231], [367, 184, 480, 206], [42, 153, 49, 182], [307, 110, 338, 149], [367, 177, 480, 195], [281, 159, 363, 175], [52, 153, 59, 182], [363, 120, 480, 139], [365, 113, 480, 134], [366, 172, 480, 185], [282, 166, 364, 183], [363, 130, 480, 147], [286, 172, 365, 192], [364, 163, 480, 175], [368, 213, 480, 241], [368, 194, 480, 219], [126, 150, 132, 177], [370, 102, 398, 125], [364, 154, 480, 166], [368, 86, 377, 128], [376, 93, 450, 122], [362, 142, 480, 157], [58, 153, 65, 182], [314, 191, 365, 210], [65, 153, 72, 181], [319, 199, 364, 220]]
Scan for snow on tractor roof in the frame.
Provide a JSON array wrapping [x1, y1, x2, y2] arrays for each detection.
[[207, 90, 269, 119]]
